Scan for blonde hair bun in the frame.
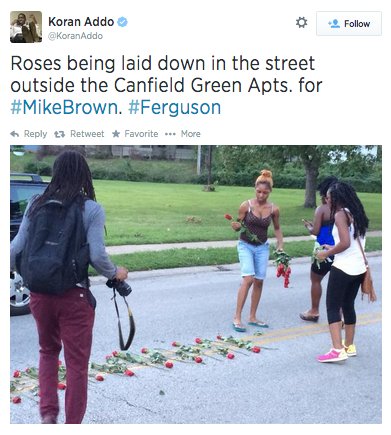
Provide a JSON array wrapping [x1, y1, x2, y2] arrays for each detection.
[[256, 169, 273, 187]]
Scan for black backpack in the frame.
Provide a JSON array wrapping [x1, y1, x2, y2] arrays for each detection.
[[16, 199, 90, 295]]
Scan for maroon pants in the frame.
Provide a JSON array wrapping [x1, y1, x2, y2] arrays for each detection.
[[29, 287, 95, 424]]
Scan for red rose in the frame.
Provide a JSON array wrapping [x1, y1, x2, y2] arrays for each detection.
[[253, 347, 261, 353], [58, 360, 62, 366], [216, 334, 222, 340], [195, 338, 202, 344], [12, 396, 21, 404], [112, 351, 118, 357], [13, 370, 21, 378], [227, 353, 235, 359], [171, 341, 179, 347], [96, 375, 104, 381], [225, 214, 233, 220], [125, 370, 135, 377], [141, 348, 148, 354], [25, 367, 30, 373], [194, 357, 203, 363], [165, 362, 173, 369], [105, 355, 112, 360], [58, 382, 66, 390]]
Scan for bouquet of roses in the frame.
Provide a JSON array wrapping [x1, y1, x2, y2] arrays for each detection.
[[271, 249, 292, 288], [312, 242, 331, 269], [224, 214, 264, 244]]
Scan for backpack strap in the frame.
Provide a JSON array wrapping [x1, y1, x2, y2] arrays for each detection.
[[112, 289, 136, 350]]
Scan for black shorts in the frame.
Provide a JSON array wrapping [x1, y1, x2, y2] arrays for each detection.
[[311, 256, 334, 276]]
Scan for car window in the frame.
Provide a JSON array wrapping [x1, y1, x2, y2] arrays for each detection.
[[10, 185, 46, 219]]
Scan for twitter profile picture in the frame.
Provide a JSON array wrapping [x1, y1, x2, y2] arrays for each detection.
[[10, 11, 42, 43]]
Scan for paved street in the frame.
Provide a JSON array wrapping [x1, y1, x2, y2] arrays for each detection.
[[10, 256, 382, 424]]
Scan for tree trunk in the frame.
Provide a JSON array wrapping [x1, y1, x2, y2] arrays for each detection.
[[303, 166, 319, 207], [207, 145, 213, 185], [376, 145, 382, 163]]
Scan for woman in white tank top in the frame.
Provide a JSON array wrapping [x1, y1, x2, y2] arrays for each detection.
[[315, 182, 369, 363]]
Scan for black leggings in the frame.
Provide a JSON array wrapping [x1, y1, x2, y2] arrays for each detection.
[[326, 266, 365, 325]]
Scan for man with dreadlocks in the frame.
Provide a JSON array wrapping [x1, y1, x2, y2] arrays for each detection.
[[10, 150, 128, 423], [315, 181, 369, 363]]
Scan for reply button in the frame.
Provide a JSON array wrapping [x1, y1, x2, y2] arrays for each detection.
[[317, 12, 382, 36]]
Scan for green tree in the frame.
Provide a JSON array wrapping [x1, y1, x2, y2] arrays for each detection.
[[258, 145, 377, 207], [217, 145, 377, 207]]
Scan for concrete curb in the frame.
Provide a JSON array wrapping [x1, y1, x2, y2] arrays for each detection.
[[106, 231, 382, 256], [90, 250, 382, 285]]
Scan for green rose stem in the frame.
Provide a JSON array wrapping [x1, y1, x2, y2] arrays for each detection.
[[192, 348, 223, 361], [225, 215, 265, 245], [312, 242, 327, 269]]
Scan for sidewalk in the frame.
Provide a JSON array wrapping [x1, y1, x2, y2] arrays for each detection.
[[106, 231, 382, 255]]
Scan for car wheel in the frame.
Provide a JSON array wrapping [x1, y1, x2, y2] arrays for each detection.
[[10, 273, 31, 316]]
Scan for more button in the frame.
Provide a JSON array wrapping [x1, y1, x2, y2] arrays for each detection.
[[317, 11, 382, 36]]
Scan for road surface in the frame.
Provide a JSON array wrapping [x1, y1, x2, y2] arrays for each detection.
[[10, 256, 382, 424]]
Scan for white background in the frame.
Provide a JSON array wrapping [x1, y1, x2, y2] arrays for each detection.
[[2, 0, 389, 431]]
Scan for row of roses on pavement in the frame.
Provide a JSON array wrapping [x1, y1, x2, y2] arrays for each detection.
[[11, 334, 263, 404]]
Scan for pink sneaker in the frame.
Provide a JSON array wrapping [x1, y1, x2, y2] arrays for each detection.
[[317, 348, 348, 363]]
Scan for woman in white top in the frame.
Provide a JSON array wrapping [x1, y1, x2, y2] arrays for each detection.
[[315, 182, 369, 363]]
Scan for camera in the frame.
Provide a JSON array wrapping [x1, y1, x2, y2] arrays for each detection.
[[106, 279, 132, 297]]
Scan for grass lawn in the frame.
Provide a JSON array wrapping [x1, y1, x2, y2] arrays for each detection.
[[10, 154, 382, 246], [93, 180, 381, 246]]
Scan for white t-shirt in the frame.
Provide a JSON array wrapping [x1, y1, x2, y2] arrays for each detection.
[[332, 210, 367, 276], [10, 22, 40, 38]]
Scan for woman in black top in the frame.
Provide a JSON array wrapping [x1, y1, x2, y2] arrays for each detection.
[[300, 177, 338, 322], [231, 170, 284, 332]]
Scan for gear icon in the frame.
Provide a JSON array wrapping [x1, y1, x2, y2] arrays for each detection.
[[296, 17, 308, 28]]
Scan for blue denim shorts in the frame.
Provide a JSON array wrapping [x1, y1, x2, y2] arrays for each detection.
[[237, 240, 270, 280]]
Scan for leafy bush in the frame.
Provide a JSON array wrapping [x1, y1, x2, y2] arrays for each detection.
[[217, 169, 260, 186], [339, 177, 382, 193], [215, 164, 381, 192], [24, 161, 52, 176], [17, 151, 381, 193], [90, 167, 142, 182]]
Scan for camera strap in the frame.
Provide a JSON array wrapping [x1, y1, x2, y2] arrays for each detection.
[[112, 289, 136, 350]]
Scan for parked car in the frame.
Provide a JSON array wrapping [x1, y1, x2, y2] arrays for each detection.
[[10, 173, 48, 316]]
